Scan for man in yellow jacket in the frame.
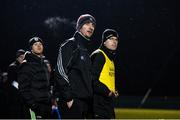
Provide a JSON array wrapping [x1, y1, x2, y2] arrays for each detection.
[[91, 29, 119, 119]]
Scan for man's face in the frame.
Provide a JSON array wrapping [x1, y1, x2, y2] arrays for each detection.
[[79, 22, 95, 38], [104, 36, 119, 51], [31, 42, 43, 55], [17, 54, 25, 64]]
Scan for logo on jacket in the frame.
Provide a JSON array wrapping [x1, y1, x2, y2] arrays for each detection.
[[80, 56, 85, 60]]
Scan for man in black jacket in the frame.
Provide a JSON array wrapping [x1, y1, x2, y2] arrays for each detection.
[[18, 37, 51, 119], [54, 14, 96, 118], [5, 49, 25, 118], [91, 29, 119, 119], [8, 49, 25, 86]]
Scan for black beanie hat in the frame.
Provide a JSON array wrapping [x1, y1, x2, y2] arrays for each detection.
[[76, 14, 96, 31], [29, 37, 43, 49], [102, 29, 119, 43], [16, 49, 25, 58]]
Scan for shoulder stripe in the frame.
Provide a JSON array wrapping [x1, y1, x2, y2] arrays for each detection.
[[57, 46, 69, 83]]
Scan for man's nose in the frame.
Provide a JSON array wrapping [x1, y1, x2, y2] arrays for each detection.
[[90, 26, 94, 31]]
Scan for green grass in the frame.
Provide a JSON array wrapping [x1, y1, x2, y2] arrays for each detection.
[[115, 108, 180, 119]]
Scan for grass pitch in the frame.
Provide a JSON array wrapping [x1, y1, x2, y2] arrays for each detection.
[[115, 108, 180, 119]]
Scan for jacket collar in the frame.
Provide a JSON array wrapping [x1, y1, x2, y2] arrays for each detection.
[[25, 52, 45, 64], [73, 31, 90, 49], [100, 45, 115, 60]]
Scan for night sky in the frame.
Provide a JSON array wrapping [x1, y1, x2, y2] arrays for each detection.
[[0, 0, 179, 96]]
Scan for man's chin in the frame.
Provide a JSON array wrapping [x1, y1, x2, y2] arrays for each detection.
[[34, 52, 42, 56], [86, 34, 92, 38]]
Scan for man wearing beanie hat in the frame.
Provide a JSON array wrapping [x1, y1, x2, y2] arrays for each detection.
[[8, 49, 25, 85], [29, 37, 43, 51], [18, 37, 52, 119], [91, 29, 119, 119], [6, 49, 25, 118], [54, 14, 96, 118]]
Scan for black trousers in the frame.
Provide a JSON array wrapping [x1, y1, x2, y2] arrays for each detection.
[[93, 95, 115, 119], [22, 103, 52, 119], [58, 99, 93, 119]]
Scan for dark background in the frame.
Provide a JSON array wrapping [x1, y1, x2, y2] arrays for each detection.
[[0, 0, 179, 97]]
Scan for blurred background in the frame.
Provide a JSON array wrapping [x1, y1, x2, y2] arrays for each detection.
[[0, 0, 179, 118]]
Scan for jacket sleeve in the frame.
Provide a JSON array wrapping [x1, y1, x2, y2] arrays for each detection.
[[54, 40, 75, 102], [91, 52, 111, 97], [18, 63, 35, 107], [7, 64, 17, 83]]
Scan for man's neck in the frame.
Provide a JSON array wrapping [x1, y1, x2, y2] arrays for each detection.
[[78, 31, 90, 41], [32, 52, 43, 58]]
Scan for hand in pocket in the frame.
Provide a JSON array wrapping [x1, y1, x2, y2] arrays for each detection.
[[67, 99, 74, 108]]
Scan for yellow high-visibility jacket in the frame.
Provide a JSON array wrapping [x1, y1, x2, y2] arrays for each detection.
[[98, 49, 115, 92]]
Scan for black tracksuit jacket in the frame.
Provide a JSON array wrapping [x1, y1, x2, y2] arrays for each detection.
[[55, 32, 93, 102]]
